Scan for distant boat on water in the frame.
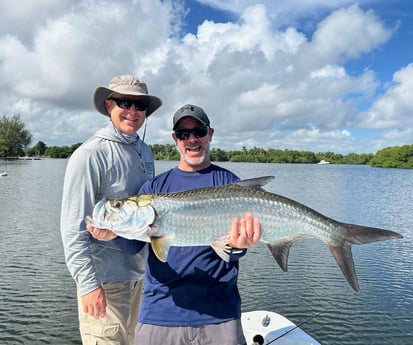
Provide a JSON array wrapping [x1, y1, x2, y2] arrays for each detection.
[[18, 156, 41, 160], [317, 159, 330, 165], [0, 172, 7, 176]]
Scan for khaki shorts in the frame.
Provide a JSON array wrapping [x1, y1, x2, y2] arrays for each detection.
[[135, 319, 246, 345], [78, 280, 143, 345]]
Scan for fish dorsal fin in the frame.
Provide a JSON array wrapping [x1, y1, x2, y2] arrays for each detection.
[[234, 176, 274, 188], [150, 235, 174, 262]]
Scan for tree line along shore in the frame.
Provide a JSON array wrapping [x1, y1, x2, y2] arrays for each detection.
[[1, 114, 412, 168], [20, 141, 413, 169]]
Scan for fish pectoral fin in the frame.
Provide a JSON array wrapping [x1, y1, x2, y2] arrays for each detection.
[[265, 239, 296, 272], [211, 237, 231, 262], [151, 236, 173, 262]]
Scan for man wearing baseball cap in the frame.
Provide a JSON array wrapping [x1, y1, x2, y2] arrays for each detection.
[[91, 103, 261, 344], [61, 75, 162, 345]]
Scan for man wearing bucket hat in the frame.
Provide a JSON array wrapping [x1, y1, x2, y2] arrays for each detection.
[[61, 75, 162, 345]]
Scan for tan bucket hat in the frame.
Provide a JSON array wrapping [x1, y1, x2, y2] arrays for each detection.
[[93, 75, 162, 117]]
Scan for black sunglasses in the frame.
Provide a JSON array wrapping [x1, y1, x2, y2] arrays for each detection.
[[109, 97, 148, 111], [174, 126, 209, 140]]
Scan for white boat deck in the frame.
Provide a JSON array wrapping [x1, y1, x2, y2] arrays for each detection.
[[241, 310, 321, 345]]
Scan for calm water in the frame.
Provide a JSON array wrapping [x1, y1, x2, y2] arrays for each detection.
[[0, 159, 412, 345]]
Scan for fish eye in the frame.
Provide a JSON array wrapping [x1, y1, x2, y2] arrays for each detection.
[[112, 200, 123, 208]]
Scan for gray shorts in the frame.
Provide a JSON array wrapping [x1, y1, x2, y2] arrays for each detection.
[[135, 319, 246, 345]]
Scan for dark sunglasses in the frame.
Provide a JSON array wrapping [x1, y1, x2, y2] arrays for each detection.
[[174, 126, 209, 140], [109, 97, 148, 111]]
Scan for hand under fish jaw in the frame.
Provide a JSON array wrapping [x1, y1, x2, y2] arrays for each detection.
[[86, 222, 118, 241]]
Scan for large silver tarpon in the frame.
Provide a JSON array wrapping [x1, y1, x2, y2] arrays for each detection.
[[87, 176, 403, 291]]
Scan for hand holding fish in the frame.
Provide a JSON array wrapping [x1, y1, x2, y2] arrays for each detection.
[[87, 223, 117, 241], [229, 212, 261, 248]]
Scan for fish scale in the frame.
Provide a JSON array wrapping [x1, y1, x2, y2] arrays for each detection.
[[149, 186, 339, 246], [90, 176, 403, 291]]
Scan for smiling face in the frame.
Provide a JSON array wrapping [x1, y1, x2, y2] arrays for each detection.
[[172, 117, 214, 171], [104, 93, 148, 136]]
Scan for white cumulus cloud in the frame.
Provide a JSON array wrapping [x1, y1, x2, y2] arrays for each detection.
[[0, 0, 410, 154]]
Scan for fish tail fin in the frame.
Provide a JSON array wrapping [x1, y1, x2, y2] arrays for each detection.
[[266, 224, 402, 292], [342, 223, 403, 244], [330, 223, 403, 291], [329, 243, 359, 291]]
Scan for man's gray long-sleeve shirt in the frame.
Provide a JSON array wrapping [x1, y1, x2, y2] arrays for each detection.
[[60, 127, 151, 296]]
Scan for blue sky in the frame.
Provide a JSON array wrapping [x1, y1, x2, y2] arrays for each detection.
[[187, 0, 412, 94], [0, 0, 412, 154]]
